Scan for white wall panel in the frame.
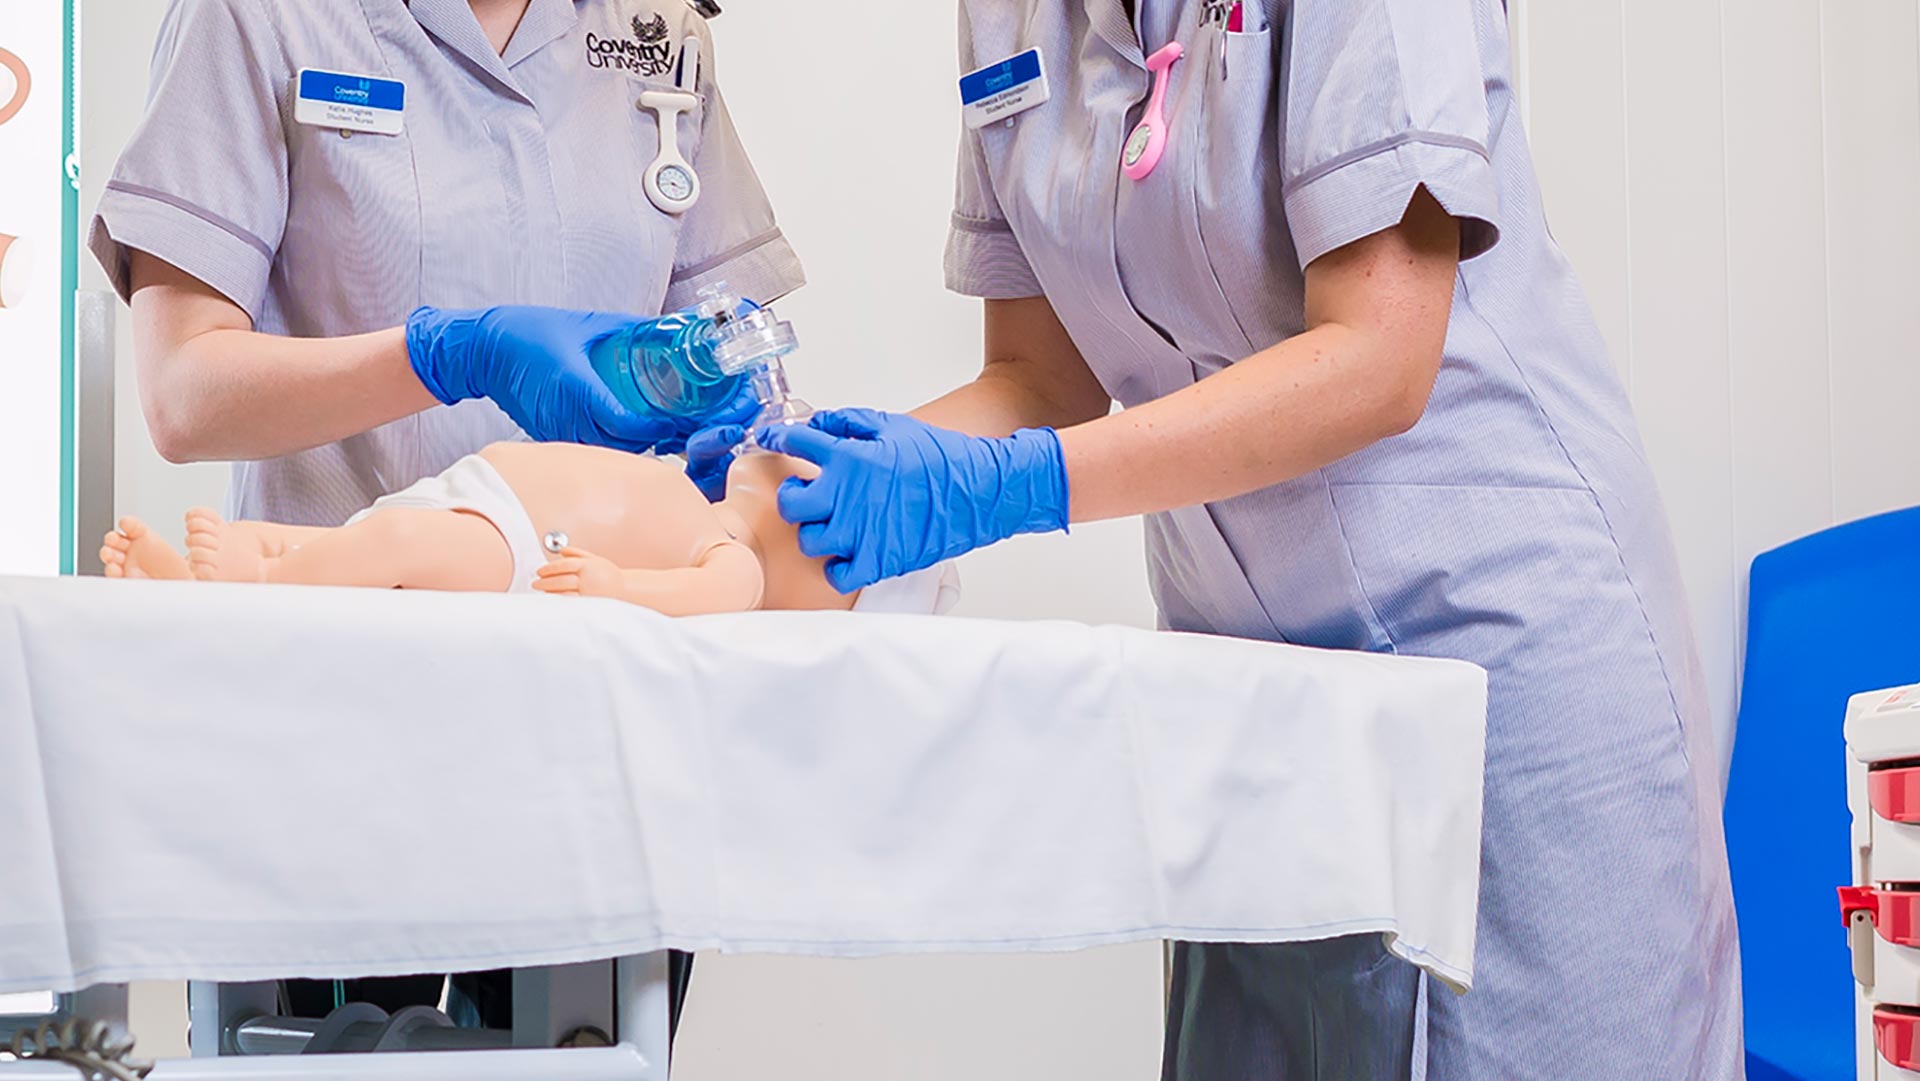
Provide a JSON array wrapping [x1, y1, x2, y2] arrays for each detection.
[[1724, 0, 1833, 655], [1620, 0, 1740, 751], [1821, 0, 1920, 524], [1521, 0, 1634, 387]]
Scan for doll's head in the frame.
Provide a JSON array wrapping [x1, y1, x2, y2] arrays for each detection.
[[714, 451, 848, 611]]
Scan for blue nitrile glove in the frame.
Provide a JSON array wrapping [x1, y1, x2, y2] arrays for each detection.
[[657, 375, 763, 457], [674, 376, 764, 499], [684, 423, 747, 502], [757, 408, 1070, 594], [405, 305, 675, 451]]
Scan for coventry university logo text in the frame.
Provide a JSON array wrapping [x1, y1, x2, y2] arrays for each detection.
[[585, 11, 674, 78]]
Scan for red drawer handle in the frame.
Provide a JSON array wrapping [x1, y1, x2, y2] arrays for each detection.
[[1878, 1007, 1920, 1070], [1873, 766, 1920, 824], [1844, 885, 1881, 926], [1840, 886, 1920, 946]]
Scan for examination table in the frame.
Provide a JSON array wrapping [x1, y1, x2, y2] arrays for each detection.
[[0, 575, 1487, 1078]]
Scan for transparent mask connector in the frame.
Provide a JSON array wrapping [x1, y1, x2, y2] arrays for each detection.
[[693, 283, 813, 455]]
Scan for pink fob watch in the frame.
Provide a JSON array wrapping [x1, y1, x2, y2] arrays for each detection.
[[1122, 42, 1184, 181]]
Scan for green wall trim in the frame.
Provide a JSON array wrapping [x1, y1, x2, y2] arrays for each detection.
[[58, 0, 78, 575]]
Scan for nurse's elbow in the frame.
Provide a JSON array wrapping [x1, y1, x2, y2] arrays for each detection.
[[144, 405, 204, 464], [1378, 355, 1442, 437], [140, 382, 214, 464], [1381, 386, 1433, 437]]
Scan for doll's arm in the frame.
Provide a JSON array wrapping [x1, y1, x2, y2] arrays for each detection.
[[535, 542, 765, 616]]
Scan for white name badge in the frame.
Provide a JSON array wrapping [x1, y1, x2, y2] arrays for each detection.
[[294, 69, 406, 135], [960, 49, 1049, 130]]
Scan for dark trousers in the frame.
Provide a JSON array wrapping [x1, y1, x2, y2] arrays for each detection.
[[285, 951, 696, 1040], [1162, 935, 1420, 1081]]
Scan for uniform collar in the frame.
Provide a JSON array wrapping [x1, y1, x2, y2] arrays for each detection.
[[1086, 0, 1145, 69], [503, 0, 580, 68], [408, 0, 579, 100]]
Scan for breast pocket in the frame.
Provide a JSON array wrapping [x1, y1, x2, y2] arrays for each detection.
[[1188, 20, 1299, 356], [280, 124, 425, 331]]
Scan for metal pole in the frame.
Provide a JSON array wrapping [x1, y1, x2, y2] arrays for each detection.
[[73, 289, 115, 577], [228, 1017, 326, 1057], [188, 983, 275, 1057], [231, 1014, 512, 1055]]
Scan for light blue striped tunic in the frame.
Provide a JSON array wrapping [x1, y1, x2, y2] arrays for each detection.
[[946, 1, 1744, 1077], [89, 0, 804, 526]]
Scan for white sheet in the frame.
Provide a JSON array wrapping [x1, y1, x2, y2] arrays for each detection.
[[0, 576, 1487, 994]]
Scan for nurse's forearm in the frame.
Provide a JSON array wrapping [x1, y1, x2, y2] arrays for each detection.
[[130, 252, 437, 462], [912, 298, 1113, 436], [1056, 188, 1460, 523], [1056, 321, 1427, 522], [912, 369, 1065, 436], [150, 327, 433, 462]]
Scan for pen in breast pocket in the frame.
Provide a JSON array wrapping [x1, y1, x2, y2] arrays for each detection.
[[1218, 1, 1246, 78]]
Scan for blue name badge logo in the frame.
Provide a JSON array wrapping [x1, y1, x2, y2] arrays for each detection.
[[294, 69, 406, 135], [960, 49, 1049, 130]]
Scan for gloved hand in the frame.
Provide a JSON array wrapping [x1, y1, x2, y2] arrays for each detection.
[[406, 305, 675, 451], [684, 423, 748, 502], [674, 376, 766, 500], [656, 376, 763, 457], [757, 408, 1070, 594]]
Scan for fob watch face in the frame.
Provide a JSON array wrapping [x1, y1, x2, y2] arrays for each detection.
[[657, 164, 696, 203]]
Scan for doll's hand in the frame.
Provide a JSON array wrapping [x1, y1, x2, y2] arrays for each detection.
[[534, 547, 626, 598]]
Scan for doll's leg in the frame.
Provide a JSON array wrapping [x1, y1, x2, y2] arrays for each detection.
[[184, 509, 333, 582], [101, 517, 192, 580], [194, 513, 332, 555], [187, 507, 513, 591]]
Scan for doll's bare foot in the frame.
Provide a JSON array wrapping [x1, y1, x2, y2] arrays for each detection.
[[185, 508, 273, 583], [100, 517, 191, 580]]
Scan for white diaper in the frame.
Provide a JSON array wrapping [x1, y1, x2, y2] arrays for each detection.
[[852, 563, 962, 616], [347, 455, 545, 593]]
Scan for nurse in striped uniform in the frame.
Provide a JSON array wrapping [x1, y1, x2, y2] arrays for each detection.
[[752, 1, 1745, 1077], [90, 0, 802, 528], [89, 0, 802, 1033]]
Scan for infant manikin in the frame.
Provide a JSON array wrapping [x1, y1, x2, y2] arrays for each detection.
[[100, 444, 956, 617]]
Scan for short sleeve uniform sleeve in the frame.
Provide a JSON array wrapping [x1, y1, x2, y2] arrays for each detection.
[[661, 31, 806, 312], [1281, 0, 1502, 268], [943, 128, 1044, 300], [88, 0, 289, 321], [942, 6, 1043, 300]]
